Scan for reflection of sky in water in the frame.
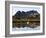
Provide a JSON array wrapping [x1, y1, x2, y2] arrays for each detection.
[[12, 6, 40, 16], [12, 26, 40, 31]]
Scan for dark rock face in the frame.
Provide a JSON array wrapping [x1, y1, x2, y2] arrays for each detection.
[[14, 10, 40, 18]]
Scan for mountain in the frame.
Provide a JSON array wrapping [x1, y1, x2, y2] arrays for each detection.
[[14, 10, 40, 18]]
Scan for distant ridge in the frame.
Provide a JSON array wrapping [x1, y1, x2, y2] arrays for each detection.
[[14, 10, 40, 18]]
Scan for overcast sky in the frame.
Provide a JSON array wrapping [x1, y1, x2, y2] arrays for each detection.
[[12, 6, 40, 16]]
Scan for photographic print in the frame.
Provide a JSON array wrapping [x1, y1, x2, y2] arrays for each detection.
[[5, 1, 44, 37], [10, 4, 43, 34]]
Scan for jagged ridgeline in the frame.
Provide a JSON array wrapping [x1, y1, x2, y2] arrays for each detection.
[[14, 10, 40, 18], [12, 10, 40, 28]]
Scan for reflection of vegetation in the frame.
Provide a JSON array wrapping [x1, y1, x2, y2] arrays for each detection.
[[12, 10, 40, 28]]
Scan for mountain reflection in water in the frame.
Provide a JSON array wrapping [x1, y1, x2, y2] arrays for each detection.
[[12, 10, 40, 29]]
